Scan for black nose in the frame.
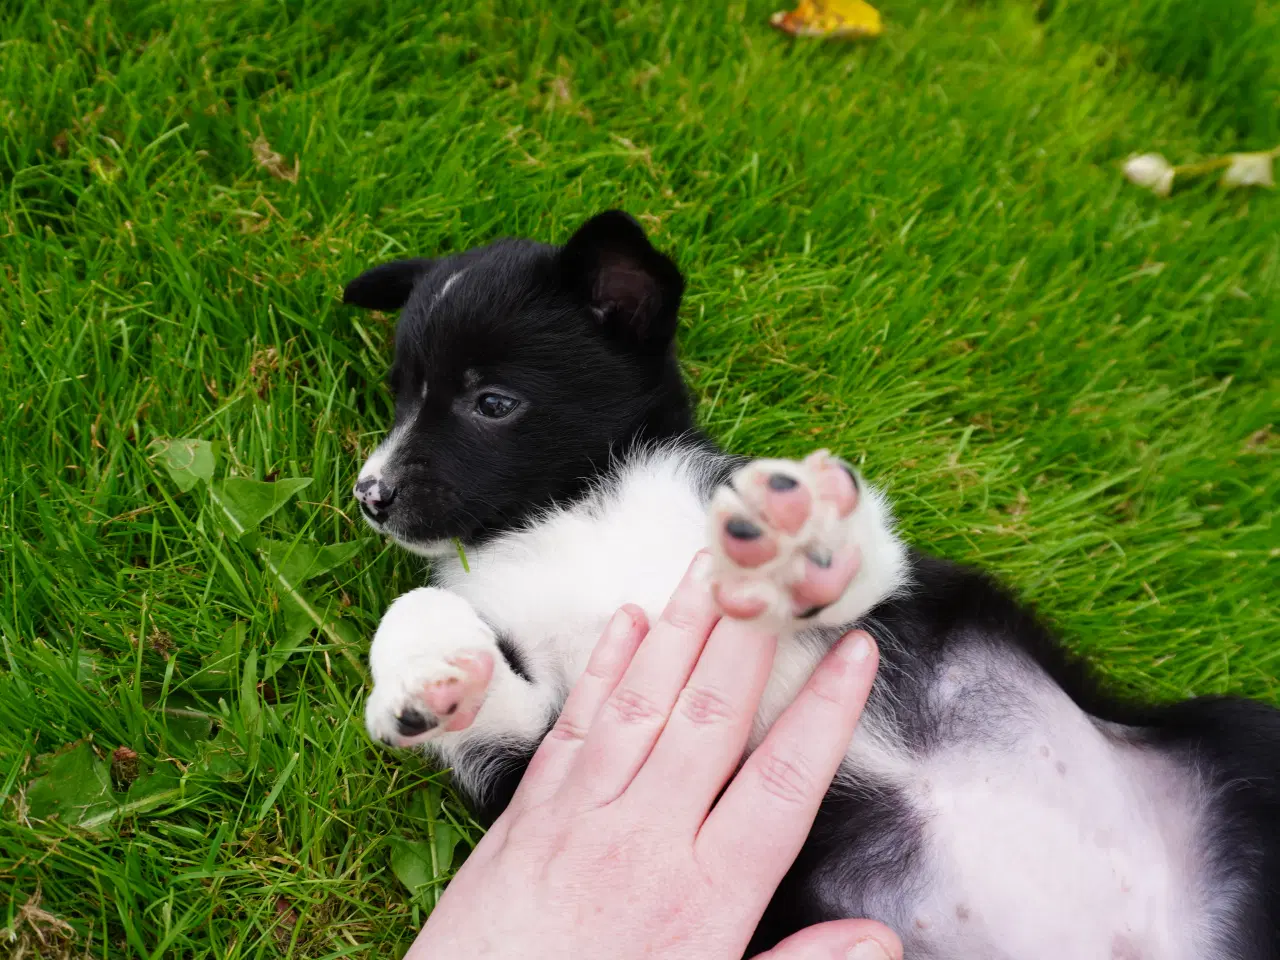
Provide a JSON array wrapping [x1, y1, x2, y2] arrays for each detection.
[[354, 475, 396, 514]]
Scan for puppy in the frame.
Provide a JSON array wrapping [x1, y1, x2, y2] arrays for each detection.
[[344, 212, 1280, 959]]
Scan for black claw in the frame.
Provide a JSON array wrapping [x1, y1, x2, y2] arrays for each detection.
[[797, 604, 827, 620], [396, 708, 437, 737], [806, 547, 833, 569], [725, 517, 763, 540], [767, 473, 799, 491]]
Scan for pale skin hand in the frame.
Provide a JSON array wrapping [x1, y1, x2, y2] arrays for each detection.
[[408, 552, 902, 960]]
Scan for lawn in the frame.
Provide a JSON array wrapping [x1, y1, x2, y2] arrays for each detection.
[[1, 0, 1277, 955]]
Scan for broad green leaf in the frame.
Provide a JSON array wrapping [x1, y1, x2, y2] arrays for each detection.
[[259, 538, 365, 586], [111, 765, 183, 822], [434, 822, 466, 875], [263, 595, 318, 679], [417, 782, 469, 880], [126, 764, 181, 803], [212, 476, 312, 538], [190, 727, 246, 782], [149, 438, 217, 492], [25, 742, 117, 826], [262, 616, 366, 682], [240, 649, 262, 769], [80, 764, 184, 829], [189, 622, 244, 693], [388, 837, 434, 898], [327, 619, 362, 647], [422, 779, 445, 820], [159, 707, 215, 757], [74, 649, 103, 683], [254, 540, 365, 679]]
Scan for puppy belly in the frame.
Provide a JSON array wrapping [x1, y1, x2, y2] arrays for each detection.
[[875, 667, 1222, 959]]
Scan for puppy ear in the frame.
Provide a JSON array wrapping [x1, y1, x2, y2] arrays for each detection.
[[342, 258, 434, 311], [560, 211, 684, 350]]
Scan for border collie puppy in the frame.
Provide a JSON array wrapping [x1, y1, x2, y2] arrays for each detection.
[[344, 211, 1279, 959]]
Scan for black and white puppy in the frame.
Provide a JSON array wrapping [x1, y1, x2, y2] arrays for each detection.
[[344, 211, 1280, 959]]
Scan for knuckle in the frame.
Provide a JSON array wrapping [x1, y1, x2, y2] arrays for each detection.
[[755, 751, 815, 806], [583, 659, 616, 683], [548, 715, 590, 742], [660, 594, 712, 633], [678, 685, 737, 726], [806, 659, 853, 707], [608, 687, 664, 726]]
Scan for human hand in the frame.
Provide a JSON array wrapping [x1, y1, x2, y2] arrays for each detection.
[[407, 551, 900, 960]]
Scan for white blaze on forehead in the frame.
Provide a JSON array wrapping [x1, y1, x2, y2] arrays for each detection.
[[397, 268, 467, 406], [437, 268, 466, 302]]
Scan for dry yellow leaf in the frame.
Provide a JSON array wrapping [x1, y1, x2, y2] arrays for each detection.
[[770, 0, 882, 39], [252, 134, 298, 183]]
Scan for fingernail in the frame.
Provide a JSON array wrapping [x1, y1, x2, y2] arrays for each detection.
[[767, 473, 798, 491], [690, 550, 715, 582], [606, 607, 634, 637], [847, 938, 891, 960], [846, 632, 872, 663], [725, 517, 762, 540]]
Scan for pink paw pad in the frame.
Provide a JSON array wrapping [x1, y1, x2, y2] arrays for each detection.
[[421, 651, 494, 733]]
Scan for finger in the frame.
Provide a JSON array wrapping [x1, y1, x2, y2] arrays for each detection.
[[508, 604, 649, 812], [557, 551, 721, 807], [712, 579, 772, 620], [625, 615, 776, 820], [696, 630, 878, 892], [755, 920, 901, 960]]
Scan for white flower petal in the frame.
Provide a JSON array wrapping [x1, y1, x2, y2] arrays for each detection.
[[1221, 152, 1275, 189], [1124, 153, 1174, 191]]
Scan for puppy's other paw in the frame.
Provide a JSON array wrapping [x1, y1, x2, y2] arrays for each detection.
[[365, 588, 498, 748], [707, 450, 863, 631]]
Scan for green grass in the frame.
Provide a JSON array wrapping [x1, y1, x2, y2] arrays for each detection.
[[1, 0, 1277, 955]]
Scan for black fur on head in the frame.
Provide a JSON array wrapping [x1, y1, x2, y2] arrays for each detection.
[[344, 211, 696, 552]]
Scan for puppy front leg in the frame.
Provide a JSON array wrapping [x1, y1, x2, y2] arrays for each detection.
[[365, 587, 552, 756], [705, 451, 910, 634]]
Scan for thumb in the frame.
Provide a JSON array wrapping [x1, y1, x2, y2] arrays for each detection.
[[755, 919, 902, 960]]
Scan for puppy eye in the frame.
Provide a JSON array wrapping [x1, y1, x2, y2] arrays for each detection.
[[475, 393, 520, 419]]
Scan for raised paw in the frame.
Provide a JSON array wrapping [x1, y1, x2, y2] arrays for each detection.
[[707, 450, 867, 631], [365, 587, 499, 748]]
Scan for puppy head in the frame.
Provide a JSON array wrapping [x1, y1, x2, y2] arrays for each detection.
[[344, 211, 693, 554]]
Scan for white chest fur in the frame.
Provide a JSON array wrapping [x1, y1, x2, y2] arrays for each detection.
[[433, 450, 714, 685]]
